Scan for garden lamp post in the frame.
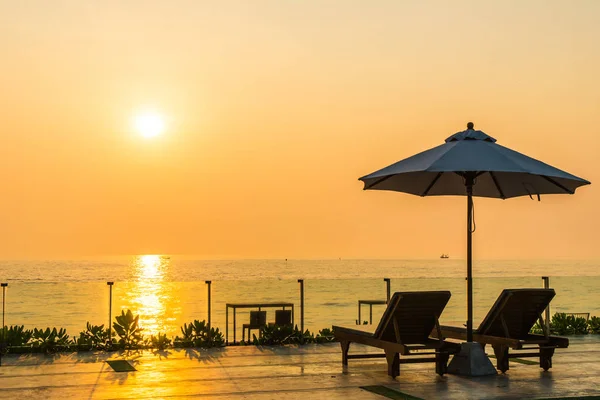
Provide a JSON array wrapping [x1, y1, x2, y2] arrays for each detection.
[[1, 283, 7, 367], [107, 282, 113, 347], [205, 281, 212, 341]]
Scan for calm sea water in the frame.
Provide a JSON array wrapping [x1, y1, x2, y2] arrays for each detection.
[[1, 257, 599, 340]]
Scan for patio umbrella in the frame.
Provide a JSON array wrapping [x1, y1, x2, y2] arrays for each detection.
[[359, 123, 590, 343]]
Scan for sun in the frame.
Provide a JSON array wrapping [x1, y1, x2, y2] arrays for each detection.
[[134, 112, 165, 138]]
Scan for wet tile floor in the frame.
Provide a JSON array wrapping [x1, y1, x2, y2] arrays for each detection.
[[0, 336, 598, 399]]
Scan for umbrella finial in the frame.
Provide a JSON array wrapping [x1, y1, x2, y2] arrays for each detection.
[[467, 122, 474, 130]]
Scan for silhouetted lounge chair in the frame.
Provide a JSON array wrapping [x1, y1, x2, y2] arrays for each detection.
[[432, 288, 569, 372], [333, 291, 460, 378]]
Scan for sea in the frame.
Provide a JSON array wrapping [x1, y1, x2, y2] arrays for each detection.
[[1, 257, 599, 341]]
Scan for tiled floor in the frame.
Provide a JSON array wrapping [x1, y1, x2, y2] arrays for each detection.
[[0, 336, 599, 399]]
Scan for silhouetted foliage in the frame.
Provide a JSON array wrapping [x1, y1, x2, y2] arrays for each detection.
[[150, 332, 172, 350], [112, 309, 143, 349], [174, 320, 224, 348], [76, 322, 112, 351], [249, 325, 337, 346], [315, 327, 337, 343], [588, 316, 600, 334], [31, 327, 70, 354], [550, 313, 588, 335], [530, 312, 594, 335], [1, 325, 33, 347]]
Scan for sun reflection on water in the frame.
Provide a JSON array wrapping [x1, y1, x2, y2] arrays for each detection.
[[139, 254, 162, 279], [123, 254, 178, 337]]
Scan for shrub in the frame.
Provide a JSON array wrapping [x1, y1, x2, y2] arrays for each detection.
[[530, 320, 545, 335], [150, 332, 172, 350], [76, 322, 112, 351], [252, 324, 294, 345], [253, 325, 315, 345], [175, 321, 195, 347], [1, 325, 33, 347], [588, 316, 600, 334], [31, 327, 70, 353], [113, 310, 144, 349], [550, 313, 588, 335], [174, 320, 223, 348], [570, 316, 589, 335], [207, 327, 225, 347], [315, 327, 336, 343]]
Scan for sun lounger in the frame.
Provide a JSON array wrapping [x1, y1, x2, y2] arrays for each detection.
[[333, 291, 460, 378], [431, 288, 569, 372]]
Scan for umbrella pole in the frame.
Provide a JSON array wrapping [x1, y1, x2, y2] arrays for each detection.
[[447, 177, 496, 376], [466, 179, 474, 343]]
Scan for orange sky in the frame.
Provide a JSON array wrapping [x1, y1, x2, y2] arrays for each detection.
[[0, 1, 598, 259]]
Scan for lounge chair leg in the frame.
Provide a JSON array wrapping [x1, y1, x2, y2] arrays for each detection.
[[340, 341, 350, 366], [435, 351, 450, 376], [540, 347, 554, 371], [493, 344, 509, 373], [384, 350, 400, 378]]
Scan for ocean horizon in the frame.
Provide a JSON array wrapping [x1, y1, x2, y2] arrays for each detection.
[[1, 257, 598, 340], [2, 256, 600, 282]]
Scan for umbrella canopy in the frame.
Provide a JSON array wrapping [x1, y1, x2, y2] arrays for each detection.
[[360, 124, 590, 199], [359, 123, 590, 342]]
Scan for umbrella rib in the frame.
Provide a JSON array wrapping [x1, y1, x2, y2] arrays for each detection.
[[421, 172, 443, 196], [541, 175, 574, 194], [363, 175, 393, 190], [489, 172, 506, 199]]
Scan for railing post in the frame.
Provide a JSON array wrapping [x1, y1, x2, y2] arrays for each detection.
[[298, 279, 304, 333], [107, 282, 114, 347], [384, 278, 391, 303], [542, 276, 550, 333], [205, 280, 212, 341], [1, 283, 7, 367]]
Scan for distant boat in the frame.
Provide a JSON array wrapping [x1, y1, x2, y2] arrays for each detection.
[[440, 254, 449, 259]]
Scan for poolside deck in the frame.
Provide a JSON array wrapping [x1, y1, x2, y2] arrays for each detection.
[[0, 336, 599, 399]]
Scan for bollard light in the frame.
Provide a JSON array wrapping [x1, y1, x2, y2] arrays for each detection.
[[542, 276, 550, 334], [205, 281, 212, 341], [1, 283, 6, 328], [107, 282, 114, 347], [298, 279, 304, 334], [384, 278, 391, 303], [1, 283, 7, 367]]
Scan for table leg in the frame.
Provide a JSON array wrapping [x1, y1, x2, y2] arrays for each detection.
[[226, 307, 229, 345], [370, 304, 373, 325], [233, 309, 236, 344], [358, 302, 361, 325]]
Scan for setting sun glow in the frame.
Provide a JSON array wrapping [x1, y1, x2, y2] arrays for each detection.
[[134, 112, 165, 138]]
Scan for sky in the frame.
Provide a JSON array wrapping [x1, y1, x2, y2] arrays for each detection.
[[0, 0, 598, 259]]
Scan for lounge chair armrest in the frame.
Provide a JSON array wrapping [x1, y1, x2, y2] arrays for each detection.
[[433, 325, 524, 349], [334, 326, 409, 354], [525, 333, 569, 348], [332, 325, 374, 337]]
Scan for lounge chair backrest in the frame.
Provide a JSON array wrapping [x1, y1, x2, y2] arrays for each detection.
[[478, 288, 555, 338], [374, 291, 451, 344]]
